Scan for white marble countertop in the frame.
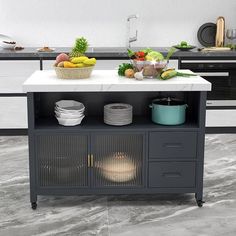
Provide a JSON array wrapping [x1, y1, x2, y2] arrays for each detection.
[[23, 70, 211, 92]]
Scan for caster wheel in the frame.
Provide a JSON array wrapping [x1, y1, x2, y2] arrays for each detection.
[[31, 202, 37, 210], [197, 200, 205, 207]]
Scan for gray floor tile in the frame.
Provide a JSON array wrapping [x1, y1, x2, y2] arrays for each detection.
[[0, 135, 236, 235]]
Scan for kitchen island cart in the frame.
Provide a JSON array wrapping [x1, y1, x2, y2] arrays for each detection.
[[23, 70, 211, 209]]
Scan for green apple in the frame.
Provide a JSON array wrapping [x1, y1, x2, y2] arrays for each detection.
[[180, 41, 188, 47]]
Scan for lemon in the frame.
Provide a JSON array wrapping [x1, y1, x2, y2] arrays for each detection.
[[145, 55, 153, 61]]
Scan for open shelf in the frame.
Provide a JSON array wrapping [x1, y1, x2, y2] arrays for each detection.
[[33, 91, 200, 133], [34, 116, 199, 132]]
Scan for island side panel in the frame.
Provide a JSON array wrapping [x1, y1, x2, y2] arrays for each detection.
[[196, 91, 207, 201], [27, 92, 37, 203]]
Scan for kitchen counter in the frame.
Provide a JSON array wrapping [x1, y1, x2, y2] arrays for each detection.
[[2, 47, 236, 59], [23, 70, 211, 92]]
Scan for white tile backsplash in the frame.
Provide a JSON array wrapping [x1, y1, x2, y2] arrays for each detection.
[[0, 0, 235, 47]]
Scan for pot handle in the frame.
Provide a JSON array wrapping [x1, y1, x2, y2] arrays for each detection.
[[149, 104, 153, 109]]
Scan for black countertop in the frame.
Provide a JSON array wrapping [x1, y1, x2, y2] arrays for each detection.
[[1, 47, 236, 59]]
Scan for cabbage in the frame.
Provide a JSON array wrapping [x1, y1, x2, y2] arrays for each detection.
[[147, 51, 164, 61]]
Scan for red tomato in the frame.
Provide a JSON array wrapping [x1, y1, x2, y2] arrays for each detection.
[[138, 51, 145, 57], [137, 58, 145, 61]]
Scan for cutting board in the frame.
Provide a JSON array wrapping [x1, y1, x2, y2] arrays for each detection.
[[201, 47, 231, 52]]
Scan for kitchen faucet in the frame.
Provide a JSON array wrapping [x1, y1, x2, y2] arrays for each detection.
[[127, 14, 139, 48]]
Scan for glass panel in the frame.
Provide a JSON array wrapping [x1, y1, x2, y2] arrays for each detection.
[[36, 134, 88, 187], [93, 133, 143, 187]]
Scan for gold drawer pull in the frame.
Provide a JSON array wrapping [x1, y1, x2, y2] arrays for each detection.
[[87, 154, 90, 167], [91, 154, 94, 167]]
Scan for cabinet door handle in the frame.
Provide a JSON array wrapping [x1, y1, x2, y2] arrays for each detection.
[[87, 154, 90, 167], [162, 172, 181, 178], [91, 154, 94, 167], [196, 72, 229, 77], [207, 100, 236, 106], [181, 60, 236, 63], [163, 143, 182, 148]]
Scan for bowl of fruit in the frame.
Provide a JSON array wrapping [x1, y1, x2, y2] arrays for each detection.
[[54, 37, 96, 79], [127, 48, 175, 78], [173, 41, 196, 51]]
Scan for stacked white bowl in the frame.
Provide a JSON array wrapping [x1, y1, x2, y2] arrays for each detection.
[[55, 100, 85, 126]]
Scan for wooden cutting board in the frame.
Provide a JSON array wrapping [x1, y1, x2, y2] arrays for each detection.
[[215, 17, 225, 47], [201, 47, 231, 52]]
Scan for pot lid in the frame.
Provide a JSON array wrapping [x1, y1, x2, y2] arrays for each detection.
[[152, 97, 186, 106]]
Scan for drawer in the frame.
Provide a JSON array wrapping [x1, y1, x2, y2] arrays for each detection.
[[0, 97, 27, 128], [0, 76, 27, 93], [206, 110, 236, 127], [148, 162, 196, 188], [149, 132, 197, 159], [0, 61, 40, 93], [0, 61, 39, 77]]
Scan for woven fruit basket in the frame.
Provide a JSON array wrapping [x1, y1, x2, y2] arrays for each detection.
[[54, 66, 94, 79]]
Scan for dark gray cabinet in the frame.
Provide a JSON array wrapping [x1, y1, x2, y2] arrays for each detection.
[[35, 132, 145, 189], [27, 91, 207, 209]]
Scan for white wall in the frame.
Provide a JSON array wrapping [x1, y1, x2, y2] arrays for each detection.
[[0, 0, 236, 47]]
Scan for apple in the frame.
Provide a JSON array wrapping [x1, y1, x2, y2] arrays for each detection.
[[56, 53, 69, 64]]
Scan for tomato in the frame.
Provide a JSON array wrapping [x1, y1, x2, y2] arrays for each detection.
[[137, 58, 145, 61], [135, 51, 145, 58]]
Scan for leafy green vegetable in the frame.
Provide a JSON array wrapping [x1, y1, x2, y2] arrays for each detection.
[[165, 47, 176, 61], [127, 49, 135, 57], [225, 44, 236, 50], [147, 51, 164, 61], [118, 63, 134, 76], [140, 48, 153, 54]]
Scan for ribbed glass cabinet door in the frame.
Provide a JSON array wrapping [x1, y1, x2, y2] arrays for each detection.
[[36, 134, 89, 187], [91, 133, 144, 187]]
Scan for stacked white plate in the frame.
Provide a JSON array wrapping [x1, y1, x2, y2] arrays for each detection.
[[104, 103, 133, 126], [55, 100, 85, 126]]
